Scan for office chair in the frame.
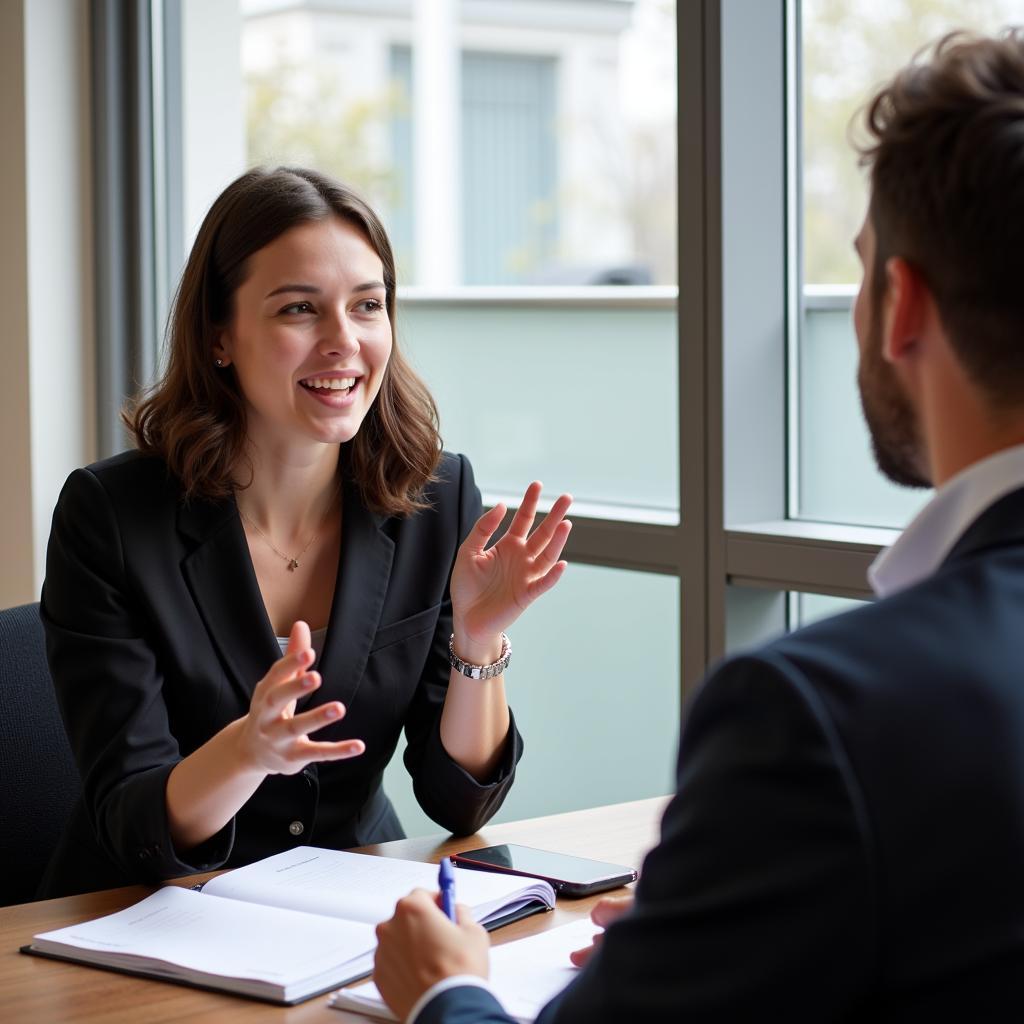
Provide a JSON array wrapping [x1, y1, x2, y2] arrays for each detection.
[[0, 602, 81, 906]]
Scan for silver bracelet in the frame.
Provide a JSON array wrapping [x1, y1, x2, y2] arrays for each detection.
[[449, 632, 511, 680]]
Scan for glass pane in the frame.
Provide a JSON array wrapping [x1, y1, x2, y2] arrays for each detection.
[[241, 0, 677, 286], [794, 592, 868, 628], [795, 2, 1019, 529], [726, 586, 870, 656], [802, 0, 1021, 286], [798, 302, 928, 528], [385, 564, 680, 838], [400, 299, 678, 516]]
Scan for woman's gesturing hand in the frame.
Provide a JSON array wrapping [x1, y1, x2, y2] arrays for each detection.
[[235, 620, 365, 775], [449, 482, 572, 657]]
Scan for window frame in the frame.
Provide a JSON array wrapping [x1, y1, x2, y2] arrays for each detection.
[[98, 0, 895, 715]]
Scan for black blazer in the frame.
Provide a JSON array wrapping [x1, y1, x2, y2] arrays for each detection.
[[421, 486, 1024, 1023], [39, 450, 522, 898]]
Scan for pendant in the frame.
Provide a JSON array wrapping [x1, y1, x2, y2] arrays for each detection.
[[288, 559, 300, 571]]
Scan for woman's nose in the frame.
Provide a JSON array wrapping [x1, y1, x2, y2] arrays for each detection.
[[319, 312, 360, 357]]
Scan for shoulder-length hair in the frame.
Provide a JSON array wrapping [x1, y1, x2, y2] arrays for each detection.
[[127, 166, 441, 515]]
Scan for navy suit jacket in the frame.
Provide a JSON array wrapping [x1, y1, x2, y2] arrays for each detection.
[[39, 449, 522, 898], [421, 486, 1024, 1023]]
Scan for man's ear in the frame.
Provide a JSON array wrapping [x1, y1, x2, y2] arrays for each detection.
[[881, 256, 928, 365]]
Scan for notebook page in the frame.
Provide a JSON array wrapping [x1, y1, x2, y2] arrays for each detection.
[[32, 886, 376, 989], [331, 918, 601, 1022], [203, 846, 553, 925]]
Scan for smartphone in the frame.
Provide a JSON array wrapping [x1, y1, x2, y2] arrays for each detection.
[[452, 843, 637, 898]]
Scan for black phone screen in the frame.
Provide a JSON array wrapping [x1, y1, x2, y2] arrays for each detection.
[[452, 844, 636, 896]]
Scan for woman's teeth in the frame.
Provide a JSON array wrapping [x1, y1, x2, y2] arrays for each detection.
[[303, 377, 355, 391]]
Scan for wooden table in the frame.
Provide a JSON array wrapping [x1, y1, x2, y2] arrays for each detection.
[[2, 797, 668, 1022]]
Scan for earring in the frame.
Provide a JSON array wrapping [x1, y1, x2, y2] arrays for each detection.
[[215, 358, 224, 367]]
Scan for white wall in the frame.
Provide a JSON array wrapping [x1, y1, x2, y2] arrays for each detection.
[[0, 0, 95, 608]]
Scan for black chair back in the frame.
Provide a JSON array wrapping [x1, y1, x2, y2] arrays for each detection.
[[0, 602, 81, 905]]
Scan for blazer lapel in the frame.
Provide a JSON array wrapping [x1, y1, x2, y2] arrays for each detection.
[[178, 495, 280, 701], [315, 477, 395, 711], [942, 484, 1024, 567]]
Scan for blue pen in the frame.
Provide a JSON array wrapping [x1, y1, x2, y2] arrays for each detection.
[[438, 856, 457, 922]]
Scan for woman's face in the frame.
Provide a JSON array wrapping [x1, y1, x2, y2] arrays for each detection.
[[215, 215, 393, 454]]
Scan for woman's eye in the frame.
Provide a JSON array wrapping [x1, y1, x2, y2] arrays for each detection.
[[356, 298, 385, 314], [280, 301, 315, 315]]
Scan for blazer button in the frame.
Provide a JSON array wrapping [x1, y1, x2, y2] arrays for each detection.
[[288, 820, 304, 837]]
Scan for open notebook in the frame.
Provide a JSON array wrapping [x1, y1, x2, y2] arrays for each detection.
[[24, 846, 555, 1005], [331, 917, 601, 1022]]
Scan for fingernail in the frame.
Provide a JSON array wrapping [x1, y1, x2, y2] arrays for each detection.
[[301, 675, 316, 689], [324, 704, 341, 719]]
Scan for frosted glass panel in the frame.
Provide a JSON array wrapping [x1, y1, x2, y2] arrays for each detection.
[[384, 563, 680, 838], [794, 592, 868, 628], [399, 301, 678, 515], [797, 305, 929, 528]]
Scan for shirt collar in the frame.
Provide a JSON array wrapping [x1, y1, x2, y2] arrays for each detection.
[[869, 443, 1024, 598]]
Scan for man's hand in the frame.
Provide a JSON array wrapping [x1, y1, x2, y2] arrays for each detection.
[[569, 894, 635, 967], [374, 889, 490, 1021]]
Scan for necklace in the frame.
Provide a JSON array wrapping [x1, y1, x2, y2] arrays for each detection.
[[237, 482, 341, 572]]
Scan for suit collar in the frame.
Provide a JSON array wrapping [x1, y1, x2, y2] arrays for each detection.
[[176, 480, 395, 708], [315, 477, 394, 710], [942, 484, 1024, 566], [178, 493, 280, 701], [869, 443, 1024, 598]]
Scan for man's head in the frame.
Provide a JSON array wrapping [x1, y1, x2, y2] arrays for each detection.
[[854, 29, 1024, 487]]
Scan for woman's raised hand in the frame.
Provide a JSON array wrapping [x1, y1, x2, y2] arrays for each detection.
[[236, 620, 365, 775], [449, 482, 572, 657]]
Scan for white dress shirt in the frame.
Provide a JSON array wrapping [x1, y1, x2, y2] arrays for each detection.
[[869, 443, 1024, 598]]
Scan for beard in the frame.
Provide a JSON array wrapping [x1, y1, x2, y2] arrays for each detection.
[[857, 318, 930, 489]]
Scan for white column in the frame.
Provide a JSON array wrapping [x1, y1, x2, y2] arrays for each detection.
[[413, 0, 461, 287]]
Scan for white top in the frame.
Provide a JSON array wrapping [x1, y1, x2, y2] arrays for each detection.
[[869, 443, 1024, 598], [275, 625, 329, 658]]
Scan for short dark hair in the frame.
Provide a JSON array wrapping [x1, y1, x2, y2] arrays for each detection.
[[127, 167, 441, 514], [860, 29, 1024, 404]]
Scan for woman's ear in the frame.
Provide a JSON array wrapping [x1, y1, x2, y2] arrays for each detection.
[[212, 334, 231, 368]]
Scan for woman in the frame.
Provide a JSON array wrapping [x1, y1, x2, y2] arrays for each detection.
[[38, 167, 571, 898]]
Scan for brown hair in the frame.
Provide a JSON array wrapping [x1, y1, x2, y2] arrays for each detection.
[[127, 167, 441, 514], [858, 29, 1024, 404]]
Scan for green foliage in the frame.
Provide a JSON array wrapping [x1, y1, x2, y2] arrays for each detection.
[[802, 0, 1022, 284], [245, 53, 402, 209]]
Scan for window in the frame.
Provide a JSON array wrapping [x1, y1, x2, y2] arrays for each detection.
[[795, 0, 1021, 529], [161, 0, 683, 835], [240, 0, 676, 288], [117, 0, 1009, 836]]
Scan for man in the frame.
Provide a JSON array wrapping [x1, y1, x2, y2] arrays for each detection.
[[373, 30, 1024, 1022]]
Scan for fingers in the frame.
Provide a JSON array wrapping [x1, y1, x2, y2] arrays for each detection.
[[299, 737, 365, 761], [525, 560, 568, 602], [591, 894, 634, 927], [253, 649, 314, 705], [524, 493, 573, 556], [569, 933, 603, 968], [529, 519, 572, 578], [464, 504, 507, 556], [505, 481, 543, 540], [287, 620, 313, 658]]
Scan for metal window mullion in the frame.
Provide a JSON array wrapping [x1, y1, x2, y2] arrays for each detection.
[[725, 529, 882, 599], [677, 0, 715, 698], [92, 0, 159, 457]]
